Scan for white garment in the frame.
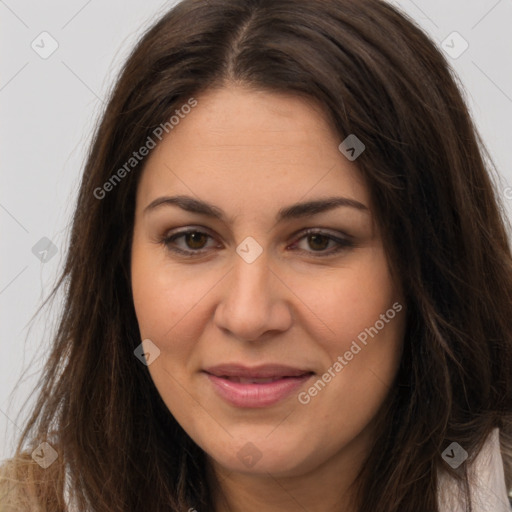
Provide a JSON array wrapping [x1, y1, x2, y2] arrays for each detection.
[[438, 428, 511, 511]]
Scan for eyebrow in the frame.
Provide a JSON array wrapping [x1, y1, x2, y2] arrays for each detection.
[[143, 194, 369, 222]]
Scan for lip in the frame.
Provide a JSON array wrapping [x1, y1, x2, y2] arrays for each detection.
[[203, 364, 314, 408]]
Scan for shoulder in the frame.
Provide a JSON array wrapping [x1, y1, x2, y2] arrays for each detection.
[[0, 451, 67, 511], [0, 456, 34, 511], [437, 428, 512, 512]]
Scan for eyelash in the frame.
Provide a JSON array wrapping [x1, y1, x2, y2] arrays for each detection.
[[159, 228, 354, 258]]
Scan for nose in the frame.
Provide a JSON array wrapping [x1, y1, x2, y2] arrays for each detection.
[[213, 247, 293, 342]]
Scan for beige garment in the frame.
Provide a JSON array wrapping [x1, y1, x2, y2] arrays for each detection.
[[438, 428, 511, 511]]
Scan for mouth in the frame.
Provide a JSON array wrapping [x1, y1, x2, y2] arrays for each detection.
[[203, 364, 315, 408], [214, 376, 303, 383]]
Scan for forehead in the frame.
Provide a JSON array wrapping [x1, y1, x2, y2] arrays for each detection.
[[135, 86, 370, 218]]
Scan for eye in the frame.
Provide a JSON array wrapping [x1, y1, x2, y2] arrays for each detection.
[[160, 227, 354, 257], [288, 229, 354, 256], [161, 228, 217, 256]]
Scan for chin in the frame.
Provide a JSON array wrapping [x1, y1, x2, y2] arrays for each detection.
[[206, 435, 320, 477]]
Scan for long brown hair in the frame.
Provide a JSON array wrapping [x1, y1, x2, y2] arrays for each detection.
[[2, 0, 512, 510]]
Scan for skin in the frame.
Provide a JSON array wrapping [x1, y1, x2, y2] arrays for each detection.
[[131, 85, 406, 512]]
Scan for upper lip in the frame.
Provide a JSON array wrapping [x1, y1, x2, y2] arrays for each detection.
[[203, 364, 314, 379]]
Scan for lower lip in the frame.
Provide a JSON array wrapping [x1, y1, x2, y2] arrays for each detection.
[[204, 372, 313, 408]]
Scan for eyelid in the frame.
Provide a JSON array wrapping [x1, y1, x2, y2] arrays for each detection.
[[160, 225, 354, 257], [161, 226, 219, 255], [288, 228, 354, 255]]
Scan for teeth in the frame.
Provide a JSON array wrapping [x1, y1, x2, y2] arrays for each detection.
[[240, 377, 279, 383], [224, 376, 283, 383]]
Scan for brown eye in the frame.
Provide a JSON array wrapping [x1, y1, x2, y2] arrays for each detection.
[[183, 231, 209, 250], [307, 234, 331, 251], [161, 229, 217, 256], [290, 229, 354, 257], [161, 227, 353, 258]]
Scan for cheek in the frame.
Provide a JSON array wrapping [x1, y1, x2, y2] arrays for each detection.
[[131, 245, 221, 365], [132, 239, 402, 363], [288, 246, 401, 351], [130, 235, 406, 462], [289, 247, 404, 412], [130, 244, 227, 438]]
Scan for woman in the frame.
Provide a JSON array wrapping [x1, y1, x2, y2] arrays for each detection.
[[1, 0, 511, 510]]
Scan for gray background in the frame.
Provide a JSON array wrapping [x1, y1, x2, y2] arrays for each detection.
[[1, 0, 511, 461]]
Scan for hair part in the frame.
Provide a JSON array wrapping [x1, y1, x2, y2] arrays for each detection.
[[2, 0, 512, 510]]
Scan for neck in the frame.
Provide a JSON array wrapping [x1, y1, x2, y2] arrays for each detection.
[[212, 470, 357, 512]]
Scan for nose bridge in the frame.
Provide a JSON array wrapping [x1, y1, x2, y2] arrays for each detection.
[[230, 243, 272, 313], [214, 240, 291, 341], [229, 233, 271, 298]]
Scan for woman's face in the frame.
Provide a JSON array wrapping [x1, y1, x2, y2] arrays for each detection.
[[131, 85, 406, 479]]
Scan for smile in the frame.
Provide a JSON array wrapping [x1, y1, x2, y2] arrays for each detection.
[[203, 364, 314, 408]]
